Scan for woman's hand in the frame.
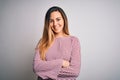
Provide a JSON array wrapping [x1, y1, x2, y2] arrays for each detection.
[[62, 60, 70, 68]]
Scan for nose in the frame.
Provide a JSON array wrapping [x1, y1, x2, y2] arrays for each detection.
[[53, 20, 57, 26]]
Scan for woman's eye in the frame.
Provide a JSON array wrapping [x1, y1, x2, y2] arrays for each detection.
[[57, 18, 60, 21], [49, 20, 53, 23]]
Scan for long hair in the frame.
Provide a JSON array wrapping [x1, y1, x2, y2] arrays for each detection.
[[37, 6, 70, 60]]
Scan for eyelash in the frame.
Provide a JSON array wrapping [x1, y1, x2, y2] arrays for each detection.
[[50, 19, 61, 23], [57, 19, 60, 21]]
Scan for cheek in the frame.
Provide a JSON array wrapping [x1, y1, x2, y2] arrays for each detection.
[[60, 21, 64, 27], [49, 23, 53, 27]]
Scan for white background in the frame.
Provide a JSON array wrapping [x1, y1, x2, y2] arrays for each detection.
[[0, 0, 120, 80]]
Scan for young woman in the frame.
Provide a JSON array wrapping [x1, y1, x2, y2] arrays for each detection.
[[33, 6, 81, 80]]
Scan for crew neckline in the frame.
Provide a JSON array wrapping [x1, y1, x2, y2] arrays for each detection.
[[55, 35, 71, 39]]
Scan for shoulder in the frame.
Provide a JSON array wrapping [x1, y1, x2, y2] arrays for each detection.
[[69, 36, 81, 49], [69, 35, 80, 41], [69, 35, 80, 45]]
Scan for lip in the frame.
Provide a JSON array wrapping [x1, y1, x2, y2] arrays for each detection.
[[53, 25, 61, 29]]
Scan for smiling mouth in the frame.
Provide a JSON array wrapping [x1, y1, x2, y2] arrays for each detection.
[[53, 26, 60, 30]]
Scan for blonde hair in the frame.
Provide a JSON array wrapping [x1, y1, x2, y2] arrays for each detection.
[[37, 6, 70, 60]]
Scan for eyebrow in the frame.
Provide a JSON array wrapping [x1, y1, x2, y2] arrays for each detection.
[[50, 17, 62, 20], [56, 17, 62, 18]]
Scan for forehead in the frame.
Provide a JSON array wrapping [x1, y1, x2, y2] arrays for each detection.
[[50, 11, 62, 19]]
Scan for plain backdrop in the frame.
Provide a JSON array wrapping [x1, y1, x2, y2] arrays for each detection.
[[0, 0, 120, 80]]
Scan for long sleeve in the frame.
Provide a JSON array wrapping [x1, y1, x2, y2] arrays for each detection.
[[58, 37, 81, 77], [33, 49, 63, 79]]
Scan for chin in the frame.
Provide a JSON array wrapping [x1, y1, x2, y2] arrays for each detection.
[[53, 30, 61, 33], [54, 31, 62, 34]]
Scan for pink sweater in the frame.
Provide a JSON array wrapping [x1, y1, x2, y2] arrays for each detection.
[[33, 36, 81, 80]]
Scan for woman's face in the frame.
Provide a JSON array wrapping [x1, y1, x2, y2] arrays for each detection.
[[49, 11, 64, 35]]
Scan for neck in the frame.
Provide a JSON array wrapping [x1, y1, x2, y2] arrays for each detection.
[[55, 32, 68, 38]]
